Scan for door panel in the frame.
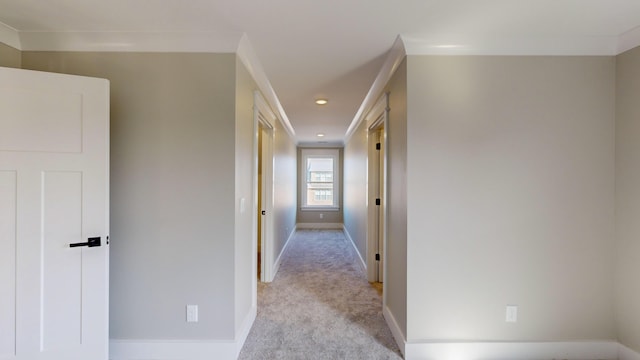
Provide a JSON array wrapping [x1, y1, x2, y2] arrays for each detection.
[[42, 172, 83, 351], [0, 88, 82, 153], [0, 67, 109, 360]]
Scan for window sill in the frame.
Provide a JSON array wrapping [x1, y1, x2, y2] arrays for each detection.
[[300, 207, 340, 212]]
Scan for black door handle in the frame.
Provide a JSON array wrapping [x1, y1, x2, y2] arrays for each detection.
[[70, 237, 101, 248]]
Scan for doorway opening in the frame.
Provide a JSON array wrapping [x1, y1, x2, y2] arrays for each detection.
[[257, 124, 272, 281], [252, 90, 275, 301], [367, 93, 389, 286]]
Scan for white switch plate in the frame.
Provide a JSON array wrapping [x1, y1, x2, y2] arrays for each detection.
[[186, 305, 198, 323], [506, 305, 518, 323]]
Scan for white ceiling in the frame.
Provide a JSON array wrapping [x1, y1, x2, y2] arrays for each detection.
[[2, 0, 640, 145]]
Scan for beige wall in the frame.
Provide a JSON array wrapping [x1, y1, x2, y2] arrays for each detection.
[[615, 45, 640, 354], [385, 58, 408, 339], [342, 58, 409, 340], [22, 52, 239, 340], [233, 58, 299, 331], [406, 56, 616, 342], [234, 57, 257, 333], [0, 42, 20, 68], [343, 120, 368, 258], [272, 115, 298, 255], [296, 147, 344, 225]]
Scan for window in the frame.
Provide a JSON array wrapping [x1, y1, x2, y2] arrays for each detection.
[[301, 149, 339, 209]]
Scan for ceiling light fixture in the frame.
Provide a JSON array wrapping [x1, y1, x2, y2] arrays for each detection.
[[315, 99, 328, 105], [317, 133, 325, 137]]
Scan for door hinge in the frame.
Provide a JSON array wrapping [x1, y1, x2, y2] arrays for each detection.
[[376, 143, 381, 150], [375, 198, 380, 206], [375, 253, 380, 261]]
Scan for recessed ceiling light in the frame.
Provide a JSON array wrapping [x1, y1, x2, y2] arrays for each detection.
[[315, 99, 328, 105], [317, 133, 325, 137]]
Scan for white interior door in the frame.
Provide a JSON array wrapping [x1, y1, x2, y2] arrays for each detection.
[[0, 67, 110, 360]]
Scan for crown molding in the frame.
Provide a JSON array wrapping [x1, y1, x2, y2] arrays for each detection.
[[17, 31, 242, 52], [343, 36, 406, 144], [0, 21, 21, 49], [619, 25, 640, 54], [236, 34, 296, 142], [400, 34, 620, 56]]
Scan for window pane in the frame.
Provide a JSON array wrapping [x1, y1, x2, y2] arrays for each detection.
[[306, 157, 334, 206]]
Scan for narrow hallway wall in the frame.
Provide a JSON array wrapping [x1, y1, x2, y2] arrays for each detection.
[[615, 45, 640, 354]]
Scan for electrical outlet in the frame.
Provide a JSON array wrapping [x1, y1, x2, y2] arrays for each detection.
[[186, 305, 198, 323], [506, 305, 518, 323], [319, 213, 324, 219]]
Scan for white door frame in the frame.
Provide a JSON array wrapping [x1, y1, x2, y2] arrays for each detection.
[[366, 93, 389, 284], [252, 91, 275, 300]]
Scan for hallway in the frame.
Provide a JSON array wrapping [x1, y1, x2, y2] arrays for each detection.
[[239, 229, 402, 359]]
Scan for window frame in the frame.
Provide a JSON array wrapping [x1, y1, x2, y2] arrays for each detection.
[[300, 148, 340, 211]]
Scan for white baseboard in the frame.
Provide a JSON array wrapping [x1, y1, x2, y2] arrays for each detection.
[[271, 225, 296, 282], [620, 344, 640, 360], [235, 306, 257, 357], [342, 225, 366, 272], [403, 341, 618, 360], [109, 339, 236, 360], [296, 222, 343, 229], [383, 305, 406, 356]]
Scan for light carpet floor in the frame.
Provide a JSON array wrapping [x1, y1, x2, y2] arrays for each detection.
[[239, 229, 403, 360]]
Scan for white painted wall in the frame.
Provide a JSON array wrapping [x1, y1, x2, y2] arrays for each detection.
[[405, 56, 616, 342], [615, 45, 640, 355]]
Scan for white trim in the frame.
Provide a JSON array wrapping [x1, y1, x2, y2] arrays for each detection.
[[270, 225, 297, 282], [5, 28, 640, 58], [237, 34, 296, 142], [366, 93, 389, 283], [344, 36, 405, 144], [0, 21, 21, 50], [400, 34, 619, 56], [19, 31, 242, 52], [342, 225, 366, 272], [296, 222, 343, 229], [403, 341, 618, 360], [235, 306, 257, 357], [253, 90, 277, 126], [620, 344, 640, 360], [619, 25, 640, 54], [254, 91, 275, 284], [383, 305, 406, 356], [300, 207, 340, 212], [109, 339, 236, 360]]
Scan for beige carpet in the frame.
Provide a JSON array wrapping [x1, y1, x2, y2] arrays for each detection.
[[239, 229, 403, 360]]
